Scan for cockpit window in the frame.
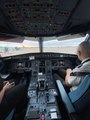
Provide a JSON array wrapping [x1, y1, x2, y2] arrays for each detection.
[[0, 35, 86, 57], [0, 40, 39, 57], [43, 37, 85, 54]]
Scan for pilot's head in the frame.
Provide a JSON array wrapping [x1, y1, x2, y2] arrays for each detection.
[[77, 41, 90, 61]]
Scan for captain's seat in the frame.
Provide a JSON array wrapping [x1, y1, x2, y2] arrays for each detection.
[[56, 75, 90, 120]]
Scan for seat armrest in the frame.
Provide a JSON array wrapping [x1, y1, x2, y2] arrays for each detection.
[[56, 80, 75, 113]]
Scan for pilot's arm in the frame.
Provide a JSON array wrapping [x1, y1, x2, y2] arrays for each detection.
[[65, 68, 72, 85], [65, 67, 82, 87], [0, 82, 12, 103]]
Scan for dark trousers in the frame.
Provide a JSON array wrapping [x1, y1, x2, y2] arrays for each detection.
[[53, 68, 66, 81], [53, 68, 70, 92], [58, 68, 66, 79], [0, 83, 27, 120]]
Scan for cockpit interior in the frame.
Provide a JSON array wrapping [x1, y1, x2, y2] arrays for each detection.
[[0, 52, 78, 120], [0, 0, 90, 120]]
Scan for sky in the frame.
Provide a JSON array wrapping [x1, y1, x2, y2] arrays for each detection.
[[43, 37, 85, 47], [0, 36, 86, 47]]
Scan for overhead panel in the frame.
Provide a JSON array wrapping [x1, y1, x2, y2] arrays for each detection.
[[0, 0, 84, 37]]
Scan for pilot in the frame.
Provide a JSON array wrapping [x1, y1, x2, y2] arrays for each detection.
[[53, 41, 90, 91], [0, 78, 27, 120]]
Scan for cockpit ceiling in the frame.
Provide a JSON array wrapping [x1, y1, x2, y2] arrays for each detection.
[[0, 0, 90, 37]]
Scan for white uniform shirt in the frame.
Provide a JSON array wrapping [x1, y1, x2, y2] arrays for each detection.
[[68, 58, 90, 91]]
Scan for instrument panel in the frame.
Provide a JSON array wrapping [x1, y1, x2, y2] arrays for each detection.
[[2, 53, 76, 73], [25, 61, 61, 120]]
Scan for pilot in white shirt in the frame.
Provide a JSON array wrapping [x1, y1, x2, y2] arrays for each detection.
[[65, 41, 90, 91], [68, 58, 90, 91]]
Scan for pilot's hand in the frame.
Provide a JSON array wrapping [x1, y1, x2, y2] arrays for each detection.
[[66, 68, 72, 73], [3, 81, 9, 86], [3, 82, 14, 91]]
